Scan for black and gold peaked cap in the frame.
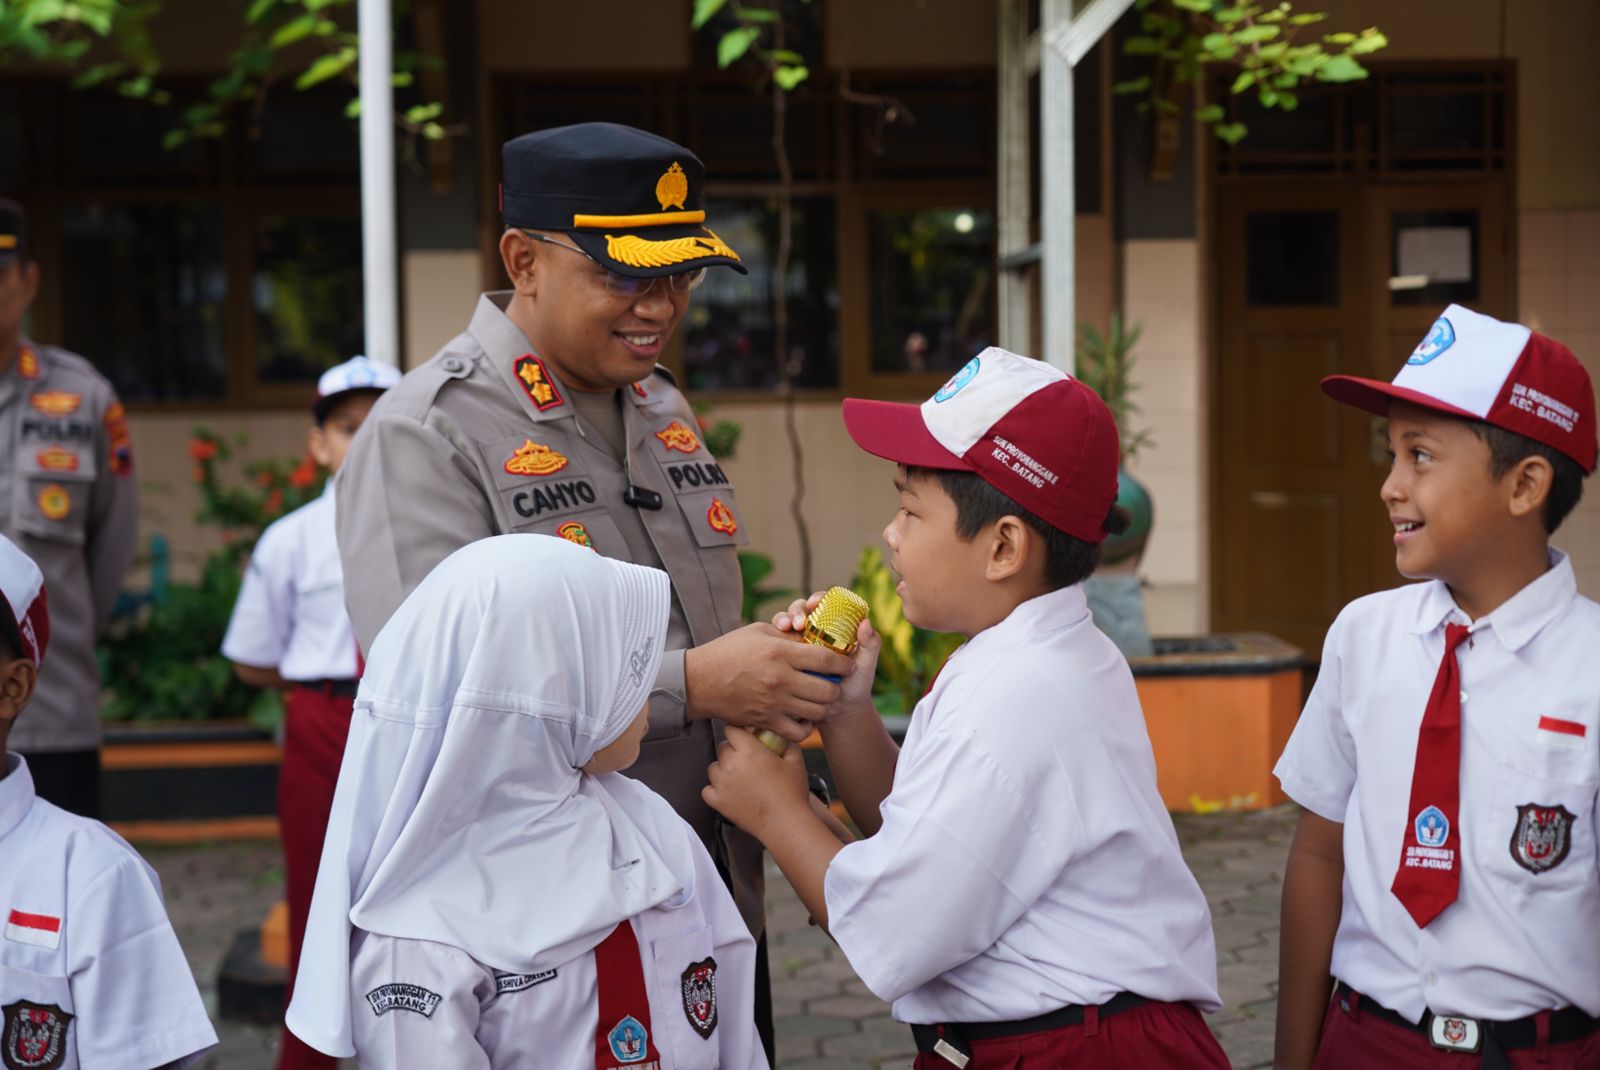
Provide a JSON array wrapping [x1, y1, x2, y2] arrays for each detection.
[[501, 122, 747, 278]]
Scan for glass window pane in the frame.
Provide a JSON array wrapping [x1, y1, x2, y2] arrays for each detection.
[[681, 197, 838, 392], [1246, 211, 1339, 307], [69, 93, 208, 183], [853, 77, 995, 178], [59, 200, 227, 401], [1389, 210, 1478, 307], [254, 213, 365, 383], [249, 90, 359, 178], [869, 205, 995, 374]]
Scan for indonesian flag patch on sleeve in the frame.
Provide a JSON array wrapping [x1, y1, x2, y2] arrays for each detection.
[[5, 911, 61, 951]]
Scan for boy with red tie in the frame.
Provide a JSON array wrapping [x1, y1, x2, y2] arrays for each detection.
[[1274, 305, 1600, 1068]]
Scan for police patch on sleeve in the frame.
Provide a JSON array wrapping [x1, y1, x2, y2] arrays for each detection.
[[680, 958, 718, 1040], [2, 1000, 73, 1070], [365, 983, 442, 1019]]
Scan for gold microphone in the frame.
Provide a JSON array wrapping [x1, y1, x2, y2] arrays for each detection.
[[756, 586, 871, 754]]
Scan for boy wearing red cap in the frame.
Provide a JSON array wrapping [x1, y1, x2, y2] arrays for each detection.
[[0, 533, 217, 1069], [703, 348, 1227, 1068], [1273, 305, 1600, 1069]]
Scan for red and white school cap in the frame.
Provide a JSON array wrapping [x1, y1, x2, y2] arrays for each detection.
[[0, 535, 49, 668], [312, 355, 402, 421], [842, 347, 1120, 542], [1322, 304, 1596, 473]]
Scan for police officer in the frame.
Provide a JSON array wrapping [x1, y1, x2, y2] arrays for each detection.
[[0, 199, 139, 818], [335, 123, 852, 1059]]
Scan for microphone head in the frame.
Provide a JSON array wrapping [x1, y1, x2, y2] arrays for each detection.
[[802, 586, 870, 656]]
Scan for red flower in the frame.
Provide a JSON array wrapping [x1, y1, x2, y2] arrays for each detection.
[[188, 439, 218, 462], [255, 471, 273, 487], [263, 490, 284, 514], [288, 459, 317, 489]]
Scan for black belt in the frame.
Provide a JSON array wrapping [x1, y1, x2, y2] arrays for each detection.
[[911, 992, 1150, 1066], [297, 678, 359, 698], [1334, 982, 1600, 1067]]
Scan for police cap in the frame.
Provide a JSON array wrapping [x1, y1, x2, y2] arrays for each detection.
[[0, 200, 26, 265], [501, 122, 747, 278]]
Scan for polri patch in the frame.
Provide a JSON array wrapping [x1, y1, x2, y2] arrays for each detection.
[[514, 355, 564, 411], [680, 957, 718, 1040], [495, 969, 558, 996], [2, 1000, 72, 1070], [34, 448, 78, 474], [556, 521, 594, 549], [35, 485, 70, 523], [664, 461, 729, 492], [1509, 803, 1575, 874], [504, 438, 569, 477], [27, 393, 80, 418], [654, 420, 701, 454], [365, 983, 442, 1019], [706, 497, 738, 536]]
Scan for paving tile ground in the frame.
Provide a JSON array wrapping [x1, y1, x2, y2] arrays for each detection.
[[149, 804, 1296, 1068]]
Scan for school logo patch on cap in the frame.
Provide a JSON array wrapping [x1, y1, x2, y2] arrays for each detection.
[[1509, 803, 1575, 874], [607, 1015, 650, 1063], [654, 421, 701, 454], [504, 439, 569, 477], [933, 356, 981, 403], [680, 958, 718, 1040], [1408, 316, 1456, 366], [2, 1000, 72, 1070], [514, 355, 564, 412]]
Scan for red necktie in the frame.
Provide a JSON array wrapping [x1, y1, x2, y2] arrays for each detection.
[[1391, 622, 1471, 927], [593, 920, 660, 1070]]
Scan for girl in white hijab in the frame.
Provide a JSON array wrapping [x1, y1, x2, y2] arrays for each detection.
[[285, 534, 766, 1070]]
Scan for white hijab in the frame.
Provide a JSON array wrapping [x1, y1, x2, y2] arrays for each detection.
[[287, 534, 685, 1057]]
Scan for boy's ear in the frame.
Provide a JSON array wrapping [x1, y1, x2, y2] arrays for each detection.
[[306, 424, 332, 469], [1505, 454, 1554, 523], [0, 658, 38, 725], [985, 516, 1032, 583]]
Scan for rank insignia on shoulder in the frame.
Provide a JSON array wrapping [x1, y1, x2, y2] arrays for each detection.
[[514, 355, 564, 411], [36, 485, 70, 523], [556, 521, 594, 549], [104, 403, 133, 476], [3, 999, 73, 1069], [365, 983, 442, 1019], [28, 392, 81, 418], [707, 497, 738, 535], [680, 958, 718, 1040], [17, 348, 38, 380], [631, 382, 648, 399], [1509, 803, 1575, 873], [654, 420, 701, 454], [34, 447, 78, 474], [504, 438, 569, 477]]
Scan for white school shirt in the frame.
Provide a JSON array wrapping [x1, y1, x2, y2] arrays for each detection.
[[0, 754, 218, 1069], [1274, 549, 1600, 1022], [345, 798, 767, 1070], [825, 585, 1222, 1024], [222, 482, 361, 681]]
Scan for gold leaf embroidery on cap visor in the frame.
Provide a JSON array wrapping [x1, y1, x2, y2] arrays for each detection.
[[604, 229, 741, 269]]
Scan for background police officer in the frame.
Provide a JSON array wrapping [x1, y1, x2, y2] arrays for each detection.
[[335, 123, 852, 1059], [0, 198, 139, 817]]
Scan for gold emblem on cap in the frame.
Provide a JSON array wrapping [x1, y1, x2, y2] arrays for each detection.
[[656, 161, 689, 211], [605, 229, 741, 270]]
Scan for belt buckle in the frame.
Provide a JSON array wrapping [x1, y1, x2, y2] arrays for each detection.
[[1428, 1014, 1483, 1053], [932, 1038, 971, 1068]]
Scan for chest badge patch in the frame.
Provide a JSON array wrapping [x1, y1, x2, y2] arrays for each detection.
[[706, 498, 738, 535], [504, 439, 569, 477], [654, 421, 701, 454], [1509, 803, 1575, 874], [556, 521, 594, 549], [607, 1015, 650, 1063], [27, 393, 81, 418], [2, 1000, 73, 1070], [35, 486, 70, 523], [4, 912, 60, 951], [680, 957, 718, 1040], [514, 355, 564, 412], [34, 448, 78, 474]]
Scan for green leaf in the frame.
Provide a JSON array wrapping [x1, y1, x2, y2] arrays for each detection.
[[293, 46, 355, 90], [690, 0, 728, 30], [768, 49, 804, 64], [404, 101, 443, 123], [1258, 86, 1278, 107], [1233, 24, 1280, 44], [1112, 75, 1153, 94], [245, 0, 279, 24], [391, 71, 413, 87], [1319, 53, 1367, 81], [1230, 70, 1257, 93], [1215, 121, 1249, 143], [1257, 41, 1287, 60], [716, 25, 760, 68], [773, 64, 808, 90], [162, 128, 189, 151], [116, 75, 152, 98], [1258, 8, 1286, 22], [1277, 89, 1298, 110], [1348, 29, 1388, 54], [70, 62, 123, 89], [1215, 6, 1250, 22], [1323, 31, 1356, 44], [344, 96, 361, 118], [1201, 32, 1231, 51], [269, 12, 318, 48], [1172, 0, 1213, 12], [1123, 35, 1167, 56], [738, 6, 779, 21], [1196, 103, 1225, 122], [421, 121, 445, 140], [1289, 12, 1327, 25]]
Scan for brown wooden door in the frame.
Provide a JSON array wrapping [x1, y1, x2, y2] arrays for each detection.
[[1213, 178, 1513, 656]]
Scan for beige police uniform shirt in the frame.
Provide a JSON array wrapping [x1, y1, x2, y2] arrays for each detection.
[[336, 292, 765, 932], [0, 341, 139, 753]]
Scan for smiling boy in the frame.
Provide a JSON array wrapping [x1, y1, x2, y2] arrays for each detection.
[[1273, 305, 1600, 1069], [704, 347, 1226, 1069]]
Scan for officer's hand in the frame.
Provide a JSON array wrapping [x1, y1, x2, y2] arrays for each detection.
[[774, 594, 881, 722], [684, 621, 854, 739], [703, 728, 810, 839]]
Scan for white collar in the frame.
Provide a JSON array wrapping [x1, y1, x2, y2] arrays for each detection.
[[1409, 548, 1577, 652], [963, 584, 1091, 659], [0, 752, 37, 844]]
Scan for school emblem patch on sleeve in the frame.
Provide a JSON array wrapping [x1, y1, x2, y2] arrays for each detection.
[[365, 983, 442, 1019], [680, 958, 718, 1040], [1509, 803, 1575, 873], [2, 1000, 73, 1070]]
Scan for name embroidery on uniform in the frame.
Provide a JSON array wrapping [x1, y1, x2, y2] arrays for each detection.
[[27, 393, 80, 418], [664, 461, 729, 491], [514, 355, 564, 411], [33, 448, 78, 474], [680, 958, 718, 1040], [35, 486, 70, 523], [504, 439, 569, 477], [365, 983, 442, 1019], [104, 403, 133, 476], [2, 1000, 72, 1070], [706, 498, 737, 536], [511, 480, 596, 519], [556, 521, 594, 549], [495, 970, 558, 995], [1509, 803, 1575, 874], [653, 421, 701, 454]]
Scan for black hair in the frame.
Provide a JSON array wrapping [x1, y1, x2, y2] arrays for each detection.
[[314, 388, 385, 429], [0, 626, 17, 664], [1468, 422, 1586, 534], [908, 467, 1129, 590]]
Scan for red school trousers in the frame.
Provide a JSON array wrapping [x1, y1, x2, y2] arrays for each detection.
[[1312, 994, 1600, 1069], [276, 684, 355, 1070], [913, 1000, 1230, 1070]]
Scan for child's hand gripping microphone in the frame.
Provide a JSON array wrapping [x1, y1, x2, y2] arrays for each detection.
[[756, 586, 871, 754]]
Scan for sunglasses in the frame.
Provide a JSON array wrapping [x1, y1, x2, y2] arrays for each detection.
[[521, 230, 707, 297]]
